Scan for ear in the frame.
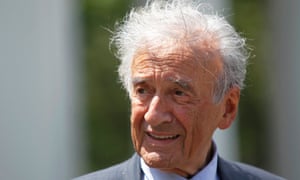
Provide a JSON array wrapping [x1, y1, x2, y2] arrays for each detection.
[[218, 87, 240, 130]]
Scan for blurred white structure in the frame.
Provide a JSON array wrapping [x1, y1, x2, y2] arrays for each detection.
[[0, 0, 85, 179], [268, 0, 300, 179]]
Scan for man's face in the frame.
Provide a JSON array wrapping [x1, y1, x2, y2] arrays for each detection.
[[130, 48, 238, 176]]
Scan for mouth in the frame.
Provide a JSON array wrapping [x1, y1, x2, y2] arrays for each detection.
[[146, 132, 180, 140]]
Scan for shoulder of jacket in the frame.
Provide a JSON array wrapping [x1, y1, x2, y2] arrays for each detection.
[[218, 157, 286, 180], [72, 155, 138, 180]]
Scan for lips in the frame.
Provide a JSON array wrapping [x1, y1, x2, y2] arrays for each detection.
[[146, 132, 180, 140]]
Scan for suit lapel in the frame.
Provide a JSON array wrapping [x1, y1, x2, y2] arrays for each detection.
[[124, 153, 143, 180], [217, 157, 247, 180]]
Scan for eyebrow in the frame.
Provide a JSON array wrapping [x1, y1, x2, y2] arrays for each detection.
[[131, 76, 194, 92], [131, 77, 148, 86], [166, 77, 192, 90]]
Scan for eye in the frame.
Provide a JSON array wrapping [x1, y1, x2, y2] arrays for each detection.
[[174, 89, 185, 96], [133, 86, 153, 102], [172, 88, 192, 104], [134, 86, 152, 96], [174, 89, 186, 96], [137, 87, 146, 94]]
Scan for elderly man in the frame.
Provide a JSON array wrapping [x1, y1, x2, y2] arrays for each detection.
[[75, 0, 284, 179]]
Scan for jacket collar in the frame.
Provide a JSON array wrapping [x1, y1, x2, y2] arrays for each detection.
[[126, 153, 143, 180]]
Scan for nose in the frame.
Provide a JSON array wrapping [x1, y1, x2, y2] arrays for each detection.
[[144, 95, 172, 126]]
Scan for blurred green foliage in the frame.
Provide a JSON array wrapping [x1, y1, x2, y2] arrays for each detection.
[[81, 0, 271, 173], [81, 0, 133, 171], [233, 0, 271, 169]]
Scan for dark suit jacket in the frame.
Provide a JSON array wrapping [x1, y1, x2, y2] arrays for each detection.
[[74, 154, 285, 180]]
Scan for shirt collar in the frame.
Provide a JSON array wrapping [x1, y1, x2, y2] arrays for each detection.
[[141, 142, 219, 180]]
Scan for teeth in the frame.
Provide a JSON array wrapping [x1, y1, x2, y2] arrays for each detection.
[[148, 133, 179, 140]]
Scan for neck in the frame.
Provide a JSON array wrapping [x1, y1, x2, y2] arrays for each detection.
[[163, 142, 215, 178]]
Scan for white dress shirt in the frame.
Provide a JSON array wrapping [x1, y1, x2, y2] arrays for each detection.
[[141, 143, 219, 180]]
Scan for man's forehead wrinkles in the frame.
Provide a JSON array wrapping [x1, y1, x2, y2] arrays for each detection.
[[134, 50, 197, 63]]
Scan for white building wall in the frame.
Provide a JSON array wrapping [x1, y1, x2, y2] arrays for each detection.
[[268, 0, 300, 179], [0, 0, 85, 179]]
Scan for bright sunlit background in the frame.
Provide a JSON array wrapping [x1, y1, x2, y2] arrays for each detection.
[[0, 0, 299, 179]]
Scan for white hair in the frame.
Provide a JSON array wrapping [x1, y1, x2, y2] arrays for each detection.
[[111, 0, 249, 102]]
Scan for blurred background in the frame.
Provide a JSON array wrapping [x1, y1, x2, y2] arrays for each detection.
[[0, 0, 299, 179]]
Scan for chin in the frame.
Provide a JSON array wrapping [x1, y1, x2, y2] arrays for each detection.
[[141, 151, 175, 169]]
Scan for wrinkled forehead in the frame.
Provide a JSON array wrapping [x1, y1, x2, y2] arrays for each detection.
[[132, 43, 223, 76]]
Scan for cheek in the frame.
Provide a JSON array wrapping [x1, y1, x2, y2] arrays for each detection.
[[177, 106, 213, 153], [173, 106, 201, 144], [131, 102, 146, 127], [184, 109, 206, 143], [185, 106, 222, 147], [130, 103, 147, 150], [175, 105, 205, 135]]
